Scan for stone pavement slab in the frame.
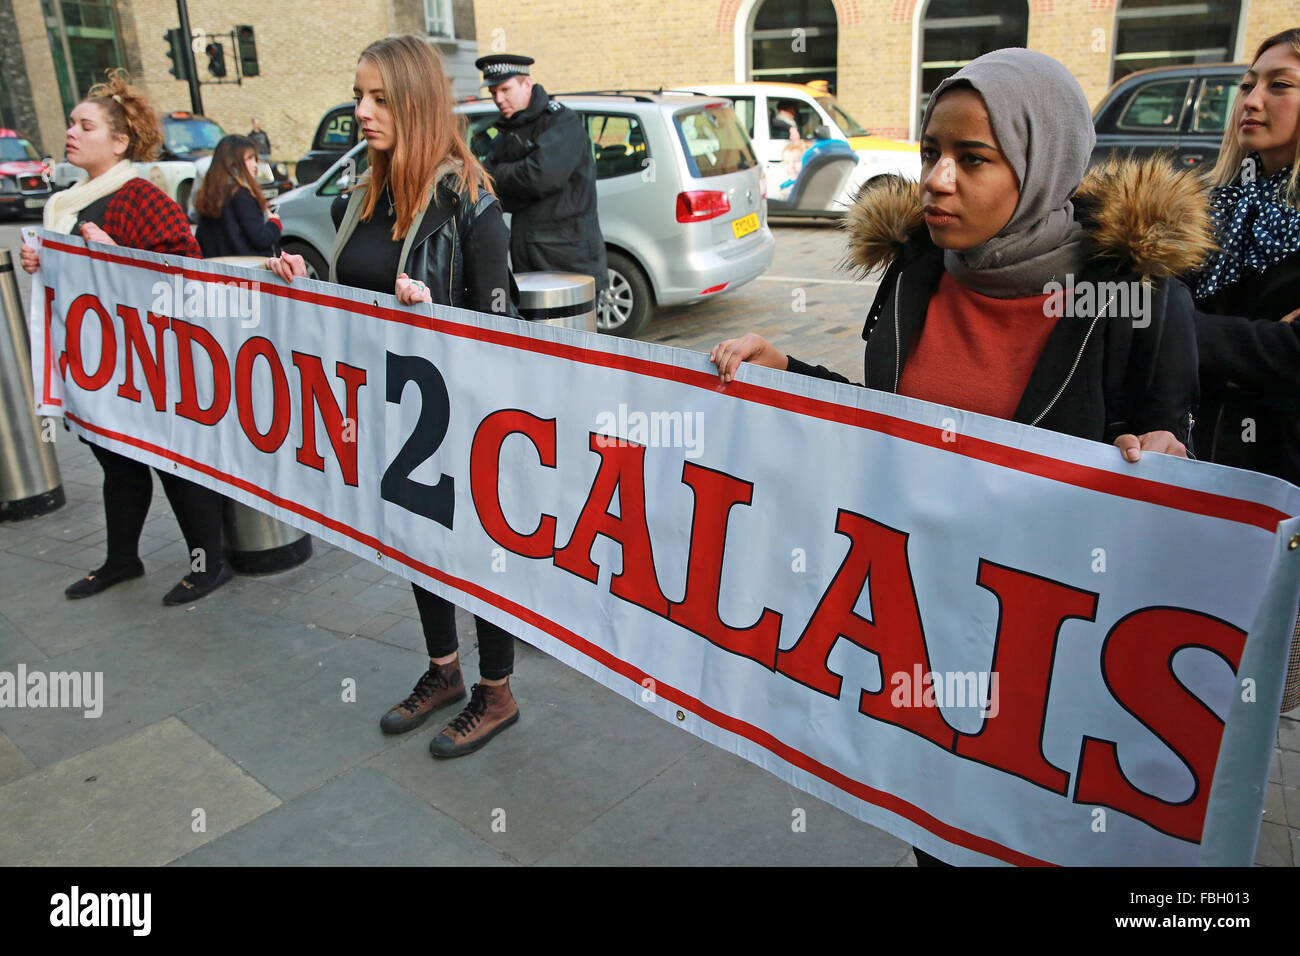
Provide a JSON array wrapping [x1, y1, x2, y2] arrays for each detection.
[[0, 729, 33, 786], [369, 640, 702, 865], [180, 636, 443, 801], [535, 739, 913, 866], [0, 717, 279, 866], [171, 766, 513, 867], [0, 605, 338, 768]]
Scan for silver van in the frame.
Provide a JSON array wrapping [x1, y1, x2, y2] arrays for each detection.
[[271, 92, 774, 337]]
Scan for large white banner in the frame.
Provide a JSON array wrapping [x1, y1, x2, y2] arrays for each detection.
[[27, 230, 1300, 866]]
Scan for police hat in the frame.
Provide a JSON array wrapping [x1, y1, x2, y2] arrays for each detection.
[[475, 54, 534, 87]]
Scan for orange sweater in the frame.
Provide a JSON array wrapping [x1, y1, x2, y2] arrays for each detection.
[[897, 273, 1059, 420]]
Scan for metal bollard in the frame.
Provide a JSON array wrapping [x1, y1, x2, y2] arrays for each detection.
[[205, 255, 312, 574], [0, 248, 64, 521], [515, 272, 597, 332], [223, 497, 312, 574]]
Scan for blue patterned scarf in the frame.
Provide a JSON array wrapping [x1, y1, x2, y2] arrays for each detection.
[[1195, 154, 1300, 300]]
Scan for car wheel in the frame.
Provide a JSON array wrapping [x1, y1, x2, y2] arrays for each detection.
[[281, 241, 328, 281], [598, 251, 653, 337]]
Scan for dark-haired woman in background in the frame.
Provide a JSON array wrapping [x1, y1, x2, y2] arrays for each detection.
[[194, 134, 282, 258]]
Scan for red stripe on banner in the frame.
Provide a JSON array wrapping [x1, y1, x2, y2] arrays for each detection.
[[64, 409, 1053, 865], [45, 239, 1286, 533]]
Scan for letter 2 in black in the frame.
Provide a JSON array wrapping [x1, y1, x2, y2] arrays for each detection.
[[380, 352, 454, 529]]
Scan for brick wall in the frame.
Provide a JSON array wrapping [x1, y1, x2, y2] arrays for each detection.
[[470, 0, 1300, 141], [118, 0, 393, 163], [0, 0, 44, 150], [9, 0, 1300, 168], [11, 0, 65, 156], [473, 0, 732, 96]]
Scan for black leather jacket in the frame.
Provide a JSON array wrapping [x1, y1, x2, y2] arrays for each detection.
[[330, 173, 519, 317]]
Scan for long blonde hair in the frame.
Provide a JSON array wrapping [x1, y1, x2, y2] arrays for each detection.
[[1208, 28, 1300, 204], [355, 35, 492, 239]]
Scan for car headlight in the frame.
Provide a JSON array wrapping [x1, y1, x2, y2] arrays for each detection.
[[273, 163, 288, 179], [0, 177, 16, 194]]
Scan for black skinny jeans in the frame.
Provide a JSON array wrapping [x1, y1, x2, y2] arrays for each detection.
[[89, 442, 226, 580], [411, 586, 515, 680]]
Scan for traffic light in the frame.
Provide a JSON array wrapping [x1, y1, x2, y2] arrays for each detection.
[[235, 25, 259, 77], [164, 28, 190, 81], [205, 40, 227, 78]]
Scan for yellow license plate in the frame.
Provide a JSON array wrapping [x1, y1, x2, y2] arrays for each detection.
[[731, 213, 759, 238]]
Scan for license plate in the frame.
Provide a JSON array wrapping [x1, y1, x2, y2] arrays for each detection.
[[731, 212, 759, 239], [24, 197, 46, 209]]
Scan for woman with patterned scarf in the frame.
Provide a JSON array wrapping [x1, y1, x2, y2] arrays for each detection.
[[1193, 28, 1300, 712]]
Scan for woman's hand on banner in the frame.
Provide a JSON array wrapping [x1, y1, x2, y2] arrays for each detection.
[[710, 333, 789, 384], [395, 273, 432, 306], [79, 222, 116, 246], [1114, 431, 1187, 462], [266, 253, 306, 283], [19, 242, 39, 275]]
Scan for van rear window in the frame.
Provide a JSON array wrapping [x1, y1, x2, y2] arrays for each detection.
[[674, 105, 758, 178]]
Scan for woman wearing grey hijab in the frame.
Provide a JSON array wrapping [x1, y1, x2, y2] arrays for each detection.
[[710, 49, 1211, 864], [713, 47, 1208, 460]]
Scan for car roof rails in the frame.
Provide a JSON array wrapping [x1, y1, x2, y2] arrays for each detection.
[[555, 89, 666, 102]]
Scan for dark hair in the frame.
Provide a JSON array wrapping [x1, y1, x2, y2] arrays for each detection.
[[84, 69, 162, 162], [193, 134, 267, 218]]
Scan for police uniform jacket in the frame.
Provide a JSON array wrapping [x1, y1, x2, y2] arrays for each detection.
[[484, 83, 607, 290]]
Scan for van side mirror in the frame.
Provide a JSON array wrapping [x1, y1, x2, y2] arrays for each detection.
[[813, 125, 832, 141]]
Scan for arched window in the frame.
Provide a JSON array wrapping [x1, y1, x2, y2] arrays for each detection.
[[750, 0, 838, 93], [918, 0, 1028, 127], [1111, 0, 1242, 83]]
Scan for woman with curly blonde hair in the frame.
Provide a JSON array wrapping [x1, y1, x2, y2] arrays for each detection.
[[20, 70, 231, 607]]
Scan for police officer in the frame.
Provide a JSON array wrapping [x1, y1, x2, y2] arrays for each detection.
[[473, 54, 607, 293]]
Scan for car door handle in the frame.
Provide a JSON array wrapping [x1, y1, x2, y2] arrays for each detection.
[[1181, 154, 1204, 166]]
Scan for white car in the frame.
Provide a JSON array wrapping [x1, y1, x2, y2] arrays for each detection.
[[672, 82, 921, 216]]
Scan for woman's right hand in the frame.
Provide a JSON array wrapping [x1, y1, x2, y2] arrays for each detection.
[[19, 242, 39, 275], [710, 333, 788, 384], [265, 252, 305, 283]]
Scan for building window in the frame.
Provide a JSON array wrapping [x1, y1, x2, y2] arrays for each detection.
[[1112, 0, 1241, 83], [749, 0, 838, 92], [425, 0, 456, 39], [918, 0, 1028, 128], [41, 0, 124, 116]]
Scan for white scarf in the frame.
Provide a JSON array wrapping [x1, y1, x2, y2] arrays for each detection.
[[42, 159, 139, 235]]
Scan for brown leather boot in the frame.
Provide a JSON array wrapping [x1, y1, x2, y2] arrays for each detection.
[[379, 660, 466, 735], [428, 679, 520, 758]]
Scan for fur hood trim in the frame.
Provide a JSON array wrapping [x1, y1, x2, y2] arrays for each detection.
[[843, 155, 1216, 279]]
